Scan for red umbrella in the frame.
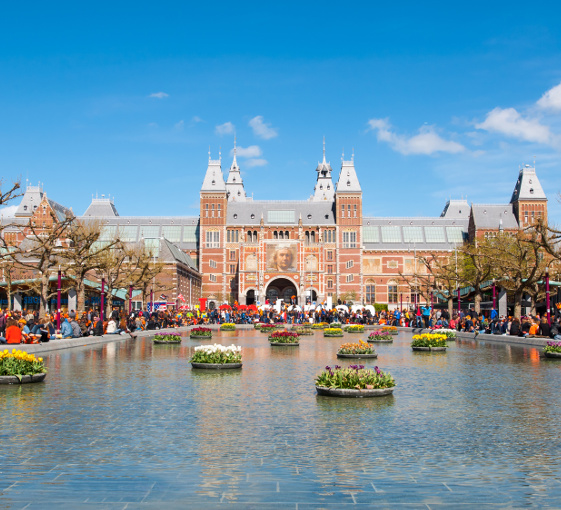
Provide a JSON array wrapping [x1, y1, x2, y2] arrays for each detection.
[[219, 304, 231, 310], [247, 304, 258, 312], [238, 304, 248, 311]]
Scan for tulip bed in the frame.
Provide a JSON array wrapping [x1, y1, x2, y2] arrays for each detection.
[[544, 341, 561, 354], [268, 331, 300, 343], [311, 323, 329, 330], [220, 323, 236, 331], [190, 344, 242, 364], [153, 333, 182, 343], [190, 327, 212, 338], [0, 349, 46, 377], [337, 340, 374, 355], [344, 324, 364, 333], [411, 333, 447, 348], [324, 328, 344, 337], [368, 331, 393, 341], [315, 364, 395, 390]]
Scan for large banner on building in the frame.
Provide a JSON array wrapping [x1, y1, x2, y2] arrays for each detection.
[[266, 242, 298, 272]]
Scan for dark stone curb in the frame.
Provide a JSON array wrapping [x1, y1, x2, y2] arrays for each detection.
[[316, 386, 394, 398], [0, 373, 47, 385], [190, 362, 242, 369], [336, 353, 378, 358]]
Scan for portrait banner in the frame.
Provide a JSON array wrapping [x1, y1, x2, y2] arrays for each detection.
[[266, 242, 298, 272]]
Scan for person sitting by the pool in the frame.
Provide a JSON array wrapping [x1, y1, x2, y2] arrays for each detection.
[[60, 316, 73, 339], [4, 318, 23, 344], [106, 318, 121, 334], [538, 317, 551, 337]]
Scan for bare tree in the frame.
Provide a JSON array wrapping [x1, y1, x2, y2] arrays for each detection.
[[479, 231, 547, 318], [459, 241, 494, 314], [61, 219, 119, 311], [421, 252, 460, 318], [7, 212, 74, 317]]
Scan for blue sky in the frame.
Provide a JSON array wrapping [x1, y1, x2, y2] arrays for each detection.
[[1, 1, 561, 222]]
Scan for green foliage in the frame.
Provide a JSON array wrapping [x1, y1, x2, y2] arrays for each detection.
[[315, 365, 395, 389]]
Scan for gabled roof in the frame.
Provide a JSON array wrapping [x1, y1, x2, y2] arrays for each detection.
[[14, 186, 72, 220], [227, 201, 336, 226], [440, 199, 470, 219], [510, 165, 547, 202], [311, 141, 335, 201], [225, 146, 247, 202], [336, 159, 361, 193], [159, 238, 198, 271], [201, 158, 226, 192], [83, 197, 119, 217], [471, 204, 519, 230]]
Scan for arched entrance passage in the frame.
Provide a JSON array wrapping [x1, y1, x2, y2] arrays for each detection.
[[265, 277, 298, 305], [245, 289, 256, 306]]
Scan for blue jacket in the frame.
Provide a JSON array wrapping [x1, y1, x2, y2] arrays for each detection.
[[61, 319, 73, 338], [422, 306, 431, 316]]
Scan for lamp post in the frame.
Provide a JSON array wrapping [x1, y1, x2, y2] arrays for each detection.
[[100, 277, 105, 322], [430, 289, 434, 308], [129, 283, 133, 314], [400, 293, 403, 313], [457, 287, 461, 316], [56, 267, 62, 330], [492, 279, 496, 312], [546, 267, 551, 326]]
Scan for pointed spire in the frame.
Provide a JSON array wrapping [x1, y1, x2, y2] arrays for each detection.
[[233, 134, 237, 166], [322, 136, 326, 164]]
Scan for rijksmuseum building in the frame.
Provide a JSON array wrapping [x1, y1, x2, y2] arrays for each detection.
[[4, 144, 548, 310]]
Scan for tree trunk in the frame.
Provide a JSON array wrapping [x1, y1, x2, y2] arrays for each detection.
[[474, 291, 482, 314], [6, 271, 13, 312], [513, 291, 523, 319], [448, 296, 454, 319], [39, 273, 50, 318], [76, 278, 86, 312]]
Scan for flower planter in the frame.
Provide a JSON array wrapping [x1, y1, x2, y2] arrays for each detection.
[[336, 353, 378, 359], [0, 373, 47, 385], [190, 335, 212, 340], [412, 346, 446, 352], [191, 362, 242, 370], [153, 339, 182, 344], [544, 351, 561, 358], [367, 338, 393, 343], [269, 342, 299, 346], [315, 386, 394, 398], [380, 330, 398, 335], [324, 333, 344, 337]]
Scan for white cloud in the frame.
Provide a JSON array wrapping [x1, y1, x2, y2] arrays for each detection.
[[367, 118, 465, 155], [475, 107, 555, 145], [0, 205, 17, 218], [231, 145, 262, 158], [537, 81, 561, 111], [192, 116, 203, 123], [245, 158, 268, 168], [215, 122, 235, 135], [174, 120, 184, 130], [249, 116, 278, 139], [148, 92, 169, 99]]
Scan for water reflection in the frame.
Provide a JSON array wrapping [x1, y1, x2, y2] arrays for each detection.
[[2, 329, 561, 507]]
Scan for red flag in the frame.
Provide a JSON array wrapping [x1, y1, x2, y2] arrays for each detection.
[[178, 294, 186, 302]]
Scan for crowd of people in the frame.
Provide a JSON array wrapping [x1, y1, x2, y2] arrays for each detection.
[[1, 302, 560, 345]]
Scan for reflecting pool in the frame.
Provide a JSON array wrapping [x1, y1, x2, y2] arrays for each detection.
[[2, 330, 561, 508]]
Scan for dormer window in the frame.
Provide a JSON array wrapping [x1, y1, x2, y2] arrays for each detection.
[[23, 205, 27, 211], [347, 180, 351, 186], [320, 185, 323, 190], [530, 188, 534, 194], [233, 177, 236, 182], [211, 180, 215, 185]]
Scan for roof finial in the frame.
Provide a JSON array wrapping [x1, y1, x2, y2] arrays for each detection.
[[341, 148, 344, 162], [233, 134, 237, 166], [533, 155, 536, 168], [322, 136, 326, 164], [208, 146, 211, 162], [219, 146, 221, 162], [352, 147, 354, 162]]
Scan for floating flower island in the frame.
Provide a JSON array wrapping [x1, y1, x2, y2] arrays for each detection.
[[368, 331, 394, 343], [381, 326, 398, 335], [153, 333, 182, 344], [259, 324, 283, 333], [311, 323, 329, 330], [0, 349, 47, 384], [433, 328, 458, 339], [190, 344, 242, 369], [220, 323, 237, 331], [324, 327, 344, 338], [269, 331, 300, 346], [315, 364, 395, 397], [411, 333, 447, 352], [190, 327, 212, 339], [344, 324, 364, 333], [337, 340, 377, 359], [544, 341, 561, 358], [291, 326, 313, 335], [329, 322, 342, 329]]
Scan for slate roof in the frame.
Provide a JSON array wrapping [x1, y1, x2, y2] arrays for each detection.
[[336, 159, 361, 193], [83, 198, 119, 217], [159, 238, 198, 271], [226, 201, 336, 226], [201, 159, 226, 192], [15, 186, 72, 220], [440, 199, 470, 219], [471, 204, 519, 230], [510, 165, 547, 202]]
